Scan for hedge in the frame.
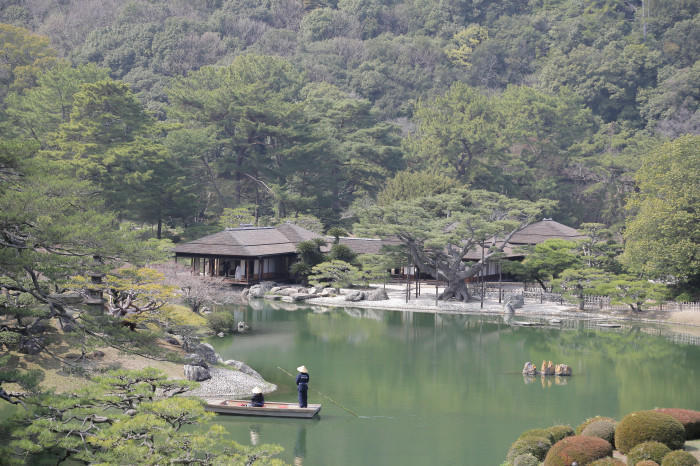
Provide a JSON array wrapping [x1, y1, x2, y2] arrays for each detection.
[[519, 428, 555, 444], [636, 461, 660, 466], [615, 411, 686, 453], [577, 417, 617, 435], [589, 458, 626, 465], [506, 436, 552, 463], [655, 409, 700, 440], [547, 425, 575, 443], [627, 441, 672, 465], [582, 419, 616, 445], [512, 453, 540, 466], [543, 435, 613, 466], [660, 450, 699, 466]]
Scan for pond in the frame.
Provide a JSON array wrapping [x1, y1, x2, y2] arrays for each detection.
[[208, 303, 700, 465]]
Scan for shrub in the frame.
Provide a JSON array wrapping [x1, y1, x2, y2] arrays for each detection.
[[577, 416, 617, 435], [636, 461, 660, 466], [519, 428, 555, 443], [513, 453, 540, 466], [590, 458, 626, 465], [507, 436, 552, 463], [543, 435, 613, 466], [615, 411, 686, 453], [661, 450, 699, 466], [655, 409, 700, 440], [547, 425, 575, 443], [205, 311, 237, 334], [582, 420, 617, 445], [627, 441, 672, 465]]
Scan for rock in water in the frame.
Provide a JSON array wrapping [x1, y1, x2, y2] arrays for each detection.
[[541, 360, 555, 375], [184, 364, 211, 381], [522, 361, 538, 376], [555, 364, 572, 376]]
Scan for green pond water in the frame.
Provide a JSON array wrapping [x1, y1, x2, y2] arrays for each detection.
[[208, 303, 700, 465]]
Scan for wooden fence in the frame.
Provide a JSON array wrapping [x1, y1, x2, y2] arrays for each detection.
[[467, 284, 700, 312]]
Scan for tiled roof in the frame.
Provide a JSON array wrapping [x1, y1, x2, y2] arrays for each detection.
[[463, 219, 585, 260], [327, 237, 402, 255], [174, 225, 324, 257]]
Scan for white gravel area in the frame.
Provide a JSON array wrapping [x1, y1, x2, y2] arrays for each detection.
[[187, 367, 277, 399], [304, 284, 577, 317]]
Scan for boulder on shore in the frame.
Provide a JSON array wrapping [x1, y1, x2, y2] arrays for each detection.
[[194, 343, 220, 364], [184, 364, 211, 381], [345, 290, 366, 302], [366, 288, 389, 301], [223, 360, 264, 380]]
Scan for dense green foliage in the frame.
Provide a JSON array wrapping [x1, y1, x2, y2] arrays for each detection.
[[627, 441, 673, 466], [661, 450, 700, 466], [615, 410, 686, 454], [0, 0, 698, 296], [0, 368, 283, 465], [542, 435, 613, 466], [581, 420, 617, 445], [506, 436, 552, 463], [576, 416, 618, 435]]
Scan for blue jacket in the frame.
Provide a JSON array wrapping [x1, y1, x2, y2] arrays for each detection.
[[296, 372, 309, 391]]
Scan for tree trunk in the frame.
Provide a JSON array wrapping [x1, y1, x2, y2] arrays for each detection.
[[439, 278, 471, 301], [157, 217, 162, 239]]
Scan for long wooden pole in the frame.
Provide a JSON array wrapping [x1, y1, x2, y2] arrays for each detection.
[[277, 366, 358, 417]]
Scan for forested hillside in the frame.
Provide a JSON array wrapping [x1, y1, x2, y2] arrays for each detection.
[[1, 0, 698, 281]]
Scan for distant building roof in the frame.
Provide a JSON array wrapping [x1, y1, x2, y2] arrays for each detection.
[[174, 223, 323, 257], [463, 219, 585, 260]]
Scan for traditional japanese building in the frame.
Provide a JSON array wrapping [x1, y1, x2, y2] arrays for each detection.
[[174, 223, 322, 284], [174, 223, 398, 285], [462, 218, 586, 278]]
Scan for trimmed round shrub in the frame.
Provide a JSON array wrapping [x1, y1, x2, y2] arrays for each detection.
[[205, 311, 236, 334], [661, 450, 699, 466], [655, 409, 700, 440], [513, 453, 540, 466], [577, 416, 617, 435], [627, 441, 672, 465], [590, 458, 626, 465], [543, 435, 613, 466], [547, 425, 575, 443], [582, 420, 616, 445], [636, 461, 660, 466], [507, 436, 552, 463], [519, 428, 555, 443], [615, 411, 686, 453]]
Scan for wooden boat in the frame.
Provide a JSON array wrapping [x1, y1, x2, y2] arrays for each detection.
[[203, 398, 321, 418]]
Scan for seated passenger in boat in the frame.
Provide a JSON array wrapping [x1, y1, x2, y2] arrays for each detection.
[[250, 386, 264, 407]]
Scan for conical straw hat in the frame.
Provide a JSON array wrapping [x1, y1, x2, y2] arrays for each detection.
[[252, 386, 262, 394], [296, 365, 308, 373]]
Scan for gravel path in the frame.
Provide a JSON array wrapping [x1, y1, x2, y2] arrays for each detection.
[[187, 367, 277, 399]]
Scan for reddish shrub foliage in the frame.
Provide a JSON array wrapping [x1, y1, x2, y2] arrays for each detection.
[[543, 435, 613, 466], [655, 409, 700, 440]]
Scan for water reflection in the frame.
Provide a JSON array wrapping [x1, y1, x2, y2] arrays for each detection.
[[294, 425, 307, 466], [249, 425, 261, 446], [209, 303, 700, 466]]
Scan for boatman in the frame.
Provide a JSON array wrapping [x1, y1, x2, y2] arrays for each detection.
[[250, 386, 264, 407], [296, 365, 309, 408]]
